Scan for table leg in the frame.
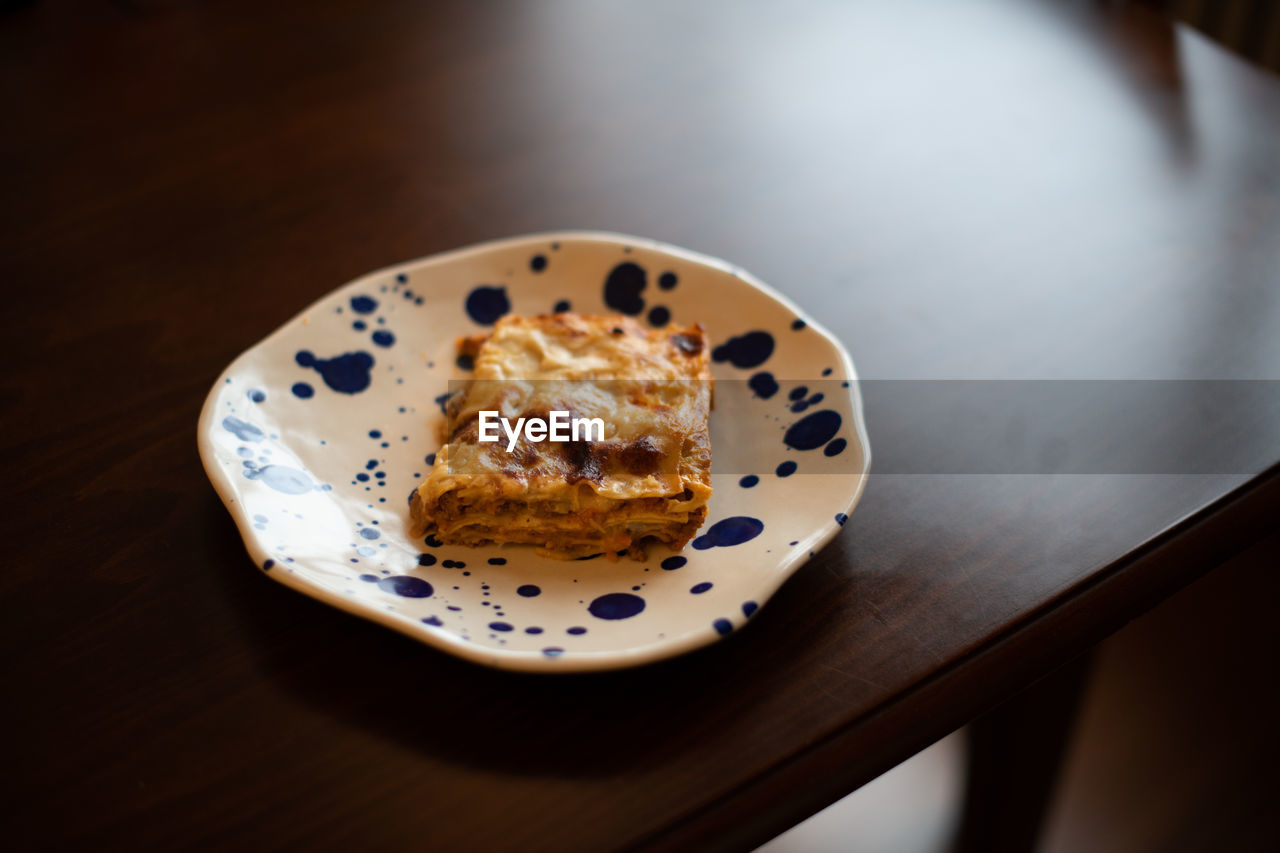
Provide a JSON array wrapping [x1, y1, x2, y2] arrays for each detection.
[[954, 651, 1094, 853]]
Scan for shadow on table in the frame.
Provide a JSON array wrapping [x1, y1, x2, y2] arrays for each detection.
[[206, 495, 856, 780]]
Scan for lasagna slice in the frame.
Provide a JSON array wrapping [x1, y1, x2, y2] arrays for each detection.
[[410, 313, 712, 560]]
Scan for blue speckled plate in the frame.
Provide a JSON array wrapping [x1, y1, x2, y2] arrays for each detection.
[[198, 232, 870, 673]]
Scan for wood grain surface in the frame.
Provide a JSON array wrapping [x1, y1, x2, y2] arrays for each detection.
[[3, 1, 1278, 850]]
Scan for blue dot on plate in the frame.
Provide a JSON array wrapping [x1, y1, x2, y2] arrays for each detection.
[[713, 618, 733, 635], [748, 372, 779, 399], [553, 299, 571, 313], [465, 285, 510, 325], [824, 438, 848, 457], [359, 527, 381, 540], [350, 295, 378, 314], [376, 575, 433, 598], [691, 582, 713, 594], [567, 626, 588, 635], [247, 389, 266, 403], [784, 410, 842, 451], [588, 592, 646, 620], [372, 329, 395, 347], [742, 601, 758, 617], [692, 516, 765, 550], [739, 475, 759, 488], [777, 460, 797, 477], [836, 512, 849, 526], [530, 254, 547, 272], [648, 305, 670, 326], [516, 584, 541, 598], [661, 556, 687, 571], [489, 621, 514, 632], [711, 331, 774, 369], [604, 262, 646, 315]]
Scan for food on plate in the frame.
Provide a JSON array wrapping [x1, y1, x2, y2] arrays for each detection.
[[410, 313, 712, 559]]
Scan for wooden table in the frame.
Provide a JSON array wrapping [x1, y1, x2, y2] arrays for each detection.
[[4, 1, 1278, 850]]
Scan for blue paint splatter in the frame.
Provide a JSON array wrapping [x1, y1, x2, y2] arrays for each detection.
[[692, 516, 764, 550], [417, 553, 437, 566], [353, 320, 367, 331], [517, 584, 541, 597], [456, 353, 474, 371], [465, 286, 510, 325], [713, 618, 733, 635], [691, 582, 713, 594], [661, 556, 687, 571], [791, 318, 806, 330], [488, 557, 506, 565], [648, 305, 670, 326], [543, 647, 564, 657], [244, 464, 314, 494], [836, 513, 848, 526], [358, 573, 378, 582], [247, 389, 266, 403], [785, 410, 842, 450], [372, 330, 395, 347], [824, 438, 847, 457], [292, 382, 314, 399], [530, 254, 547, 272], [749, 372, 779, 399], [376, 575, 433, 598], [357, 546, 375, 557], [742, 601, 758, 617], [567, 626, 588, 635], [295, 350, 375, 394], [359, 527, 380, 540], [422, 615, 443, 627], [739, 475, 759, 488], [789, 386, 808, 401], [350, 295, 378, 314], [658, 271, 678, 290], [777, 460, 797, 477], [263, 559, 274, 571], [712, 331, 774, 368], [525, 626, 543, 634], [604, 262, 646, 315], [489, 621, 514, 632], [822, 367, 833, 376], [223, 416, 264, 442], [588, 593, 646, 620], [553, 299, 571, 313]]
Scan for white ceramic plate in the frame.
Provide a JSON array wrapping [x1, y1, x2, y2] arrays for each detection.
[[198, 232, 870, 672]]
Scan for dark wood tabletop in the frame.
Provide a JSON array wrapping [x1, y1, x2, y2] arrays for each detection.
[[4, 1, 1279, 851]]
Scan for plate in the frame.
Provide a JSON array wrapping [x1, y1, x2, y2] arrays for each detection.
[[198, 232, 870, 672]]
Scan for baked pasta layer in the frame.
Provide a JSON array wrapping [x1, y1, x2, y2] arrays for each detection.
[[410, 313, 712, 560]]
